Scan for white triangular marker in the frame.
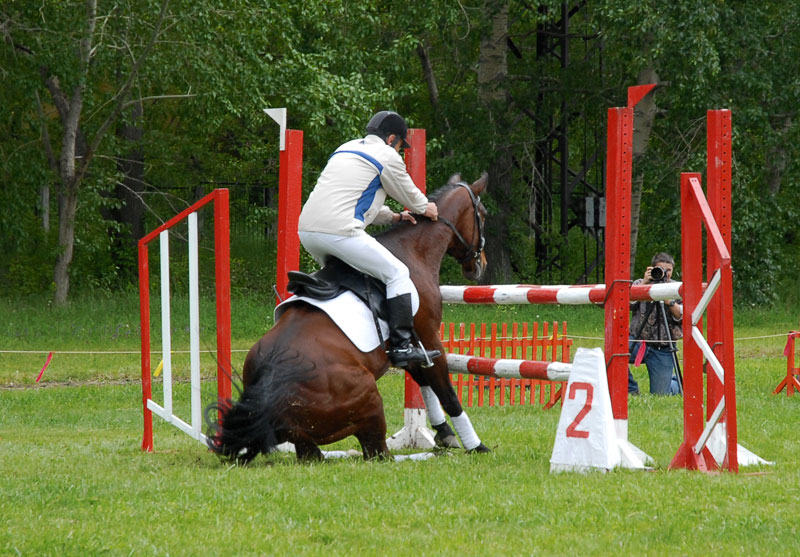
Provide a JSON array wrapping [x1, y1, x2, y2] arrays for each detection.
[[386, 408, 436, 450], [263, 108, 287, 151], [551, 347, 625, 473], [614, 418, 653, 469], [706, 423, 774, 467]]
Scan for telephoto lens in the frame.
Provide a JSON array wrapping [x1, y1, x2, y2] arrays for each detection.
[[650, 266, 665, 281]]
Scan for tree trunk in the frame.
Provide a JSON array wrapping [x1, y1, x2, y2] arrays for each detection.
[[52, 83, 86, 304], [417, 42, 451, 138], [477, 0, 513, 284], [34, 91, 58, 232], [766, 114, 793, 196], [114, 99, 146, 245], [54, 184, 79, 303], [43, 0, 167, 303], [46, 0, 96, 304], [629, 67, 660, 276]]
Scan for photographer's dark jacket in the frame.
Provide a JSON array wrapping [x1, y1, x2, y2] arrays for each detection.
[[629, 278, 682, 347]]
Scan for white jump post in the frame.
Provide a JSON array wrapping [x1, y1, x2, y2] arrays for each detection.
[[139, 189, 232, 451]]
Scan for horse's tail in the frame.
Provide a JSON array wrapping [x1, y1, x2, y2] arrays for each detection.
[[204, 347, 314, 464]]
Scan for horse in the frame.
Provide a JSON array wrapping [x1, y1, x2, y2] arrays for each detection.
[[206, 173, 489, 463]]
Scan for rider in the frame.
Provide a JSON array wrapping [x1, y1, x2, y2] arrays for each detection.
[[297, 110, 441, 367]]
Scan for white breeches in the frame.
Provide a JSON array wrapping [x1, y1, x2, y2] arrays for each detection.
[[298, 230, 418, 306]]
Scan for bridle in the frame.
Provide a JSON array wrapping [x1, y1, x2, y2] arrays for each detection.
[[436, 182, 485, 265]]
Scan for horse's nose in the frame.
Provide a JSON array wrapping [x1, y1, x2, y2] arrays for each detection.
[[464, 254, 486, 281], [475, 253, 487, 279]]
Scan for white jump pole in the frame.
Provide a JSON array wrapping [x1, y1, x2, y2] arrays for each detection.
[[188, 212, 202, 438]]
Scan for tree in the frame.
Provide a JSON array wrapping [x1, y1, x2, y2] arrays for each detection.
[[630, 68, 661, 276], [477, 1, 513, 284], [597, 0, 800, 302], [3, 0, 170, 303], [1, 0, 797, 305]]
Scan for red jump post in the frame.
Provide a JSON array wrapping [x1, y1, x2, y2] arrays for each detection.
[[774, 331, 800, 395], [670, 127, 738, 472], [139, 189, 232, 452], [275, 129, 304, 304], [604, 106, 633, 431]]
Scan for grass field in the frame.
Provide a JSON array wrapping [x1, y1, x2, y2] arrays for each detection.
[[2, 292, 799, 555]]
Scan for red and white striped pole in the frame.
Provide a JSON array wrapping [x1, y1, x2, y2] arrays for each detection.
[[439, 282, 684, 305], [446, 353, 571, 382]]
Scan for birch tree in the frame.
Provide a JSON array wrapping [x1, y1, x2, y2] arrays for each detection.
[[3, 0, 169, 303]]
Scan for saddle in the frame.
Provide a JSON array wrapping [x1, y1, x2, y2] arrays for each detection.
[[286, 258, 390, 323]]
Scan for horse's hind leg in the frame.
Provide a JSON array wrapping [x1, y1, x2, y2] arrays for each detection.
[[353, 393, 391, 460], [294, 439, 324, 462], [355, 422, 391, 460]]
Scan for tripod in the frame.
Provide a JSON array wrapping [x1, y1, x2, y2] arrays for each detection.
[[632, 299, 684, 394], [656, 300, 684, 393]]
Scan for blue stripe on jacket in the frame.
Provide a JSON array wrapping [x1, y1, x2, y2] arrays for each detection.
[[330, 150, 385, 222]]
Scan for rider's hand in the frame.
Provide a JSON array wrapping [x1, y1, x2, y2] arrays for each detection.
[[396, 210, 417, 225], [424, 202, 438, 221]]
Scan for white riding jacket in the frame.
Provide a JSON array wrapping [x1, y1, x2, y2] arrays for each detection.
[[298, 135, 429, 236]]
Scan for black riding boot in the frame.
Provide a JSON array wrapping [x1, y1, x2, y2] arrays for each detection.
[[386, 294, 441, 367]]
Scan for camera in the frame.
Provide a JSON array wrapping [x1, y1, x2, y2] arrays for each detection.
[[650, 266, 666, 282]]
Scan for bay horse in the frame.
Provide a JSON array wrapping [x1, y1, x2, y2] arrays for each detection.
[[206, 173, 489, 463]]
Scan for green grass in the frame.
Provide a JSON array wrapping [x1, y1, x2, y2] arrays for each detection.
[[1, 292, 800, 555]]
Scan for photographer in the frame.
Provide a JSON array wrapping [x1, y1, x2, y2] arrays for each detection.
[[627, 252, 683, 396]]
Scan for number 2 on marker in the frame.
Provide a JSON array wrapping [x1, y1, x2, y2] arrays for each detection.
[[565, 381, 594, 438]]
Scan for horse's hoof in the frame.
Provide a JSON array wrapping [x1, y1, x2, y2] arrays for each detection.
[[434, 433, 461, 449], [467, 443, 491, 454], [432, 422, 461, 449]]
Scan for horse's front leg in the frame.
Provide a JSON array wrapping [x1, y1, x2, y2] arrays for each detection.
[[419, 379, 460, 449], [409, 346, 490, 453]]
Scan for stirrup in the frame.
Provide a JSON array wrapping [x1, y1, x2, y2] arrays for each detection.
[[419, 340, 437, 368], [388, 342, 441, 369]]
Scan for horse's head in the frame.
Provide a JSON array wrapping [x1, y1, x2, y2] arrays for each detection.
[[432, 173, 488, 282]]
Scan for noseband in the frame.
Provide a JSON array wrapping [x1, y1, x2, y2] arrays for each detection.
[[436, 182, 485, 265]]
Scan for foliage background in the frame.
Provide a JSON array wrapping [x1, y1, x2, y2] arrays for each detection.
[[1, 1, 798, 305]]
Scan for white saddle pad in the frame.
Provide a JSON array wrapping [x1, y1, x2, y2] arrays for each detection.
[[275, 291, 419, 353]]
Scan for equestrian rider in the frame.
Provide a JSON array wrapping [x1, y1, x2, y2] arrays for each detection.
[[297, 110, 441, 367]]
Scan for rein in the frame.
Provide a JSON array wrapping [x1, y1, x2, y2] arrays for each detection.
[[429, 182, 485, 265]]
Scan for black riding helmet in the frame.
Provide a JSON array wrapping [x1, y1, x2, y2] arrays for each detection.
[[365, 110, 411, 149]]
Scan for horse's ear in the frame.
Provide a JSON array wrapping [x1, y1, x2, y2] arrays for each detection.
[[471, 172, 488, 196], [447, 173, 462, 186]]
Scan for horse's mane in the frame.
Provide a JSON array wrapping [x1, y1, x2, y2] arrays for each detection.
[[375, 182, 460, 241], [426, 182, 461, 203]]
